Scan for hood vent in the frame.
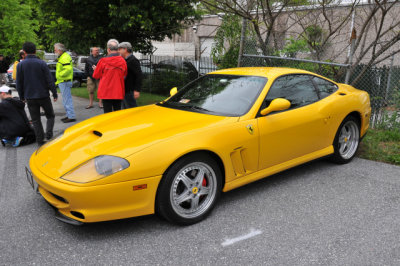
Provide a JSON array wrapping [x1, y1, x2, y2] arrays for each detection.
[[93, 130, 102, 137]]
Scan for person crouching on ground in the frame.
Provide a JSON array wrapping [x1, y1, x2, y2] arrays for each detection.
[[92, 39, 127, 113], [54, 43, 76, 123], [0, 85, 35, 147]]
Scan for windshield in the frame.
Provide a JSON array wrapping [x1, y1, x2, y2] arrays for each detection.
[[158, 74, 267, 116]]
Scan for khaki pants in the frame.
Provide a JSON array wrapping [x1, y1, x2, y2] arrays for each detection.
[[87, 77, 99, 93]]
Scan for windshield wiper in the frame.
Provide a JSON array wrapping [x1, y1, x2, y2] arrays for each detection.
[[188, 105, 211, 113], [162, 102, 212, 113]]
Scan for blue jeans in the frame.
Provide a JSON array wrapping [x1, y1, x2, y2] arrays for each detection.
[[59, 81, 76, 119]]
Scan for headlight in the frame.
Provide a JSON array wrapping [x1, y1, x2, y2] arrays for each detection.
[[60, 155, 130, 183]]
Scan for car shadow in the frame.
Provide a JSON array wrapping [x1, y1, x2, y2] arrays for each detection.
[[60, 158, 339, 237], [219, 158, 335, 203]]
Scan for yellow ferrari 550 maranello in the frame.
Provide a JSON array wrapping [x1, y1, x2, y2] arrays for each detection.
[[26, 67, 371, 225]]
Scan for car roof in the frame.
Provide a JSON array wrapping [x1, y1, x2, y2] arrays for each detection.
[[209, 67, 325, 80]]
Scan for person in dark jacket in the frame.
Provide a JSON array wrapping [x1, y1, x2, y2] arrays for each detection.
[[92, 39, 127, 113], [0, 86, 35, 147], [84, 47, 103, 109], [16, 42, 58, 146], [118, 42, 142, 108]]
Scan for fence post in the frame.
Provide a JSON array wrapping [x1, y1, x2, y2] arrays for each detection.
[[149, 54, 152, 94], [345, 28, 357, 84], [237, 18, 247, 67], [385, 54, 395, 103]]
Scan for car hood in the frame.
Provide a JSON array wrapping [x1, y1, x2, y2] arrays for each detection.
[[34, 104, 236, 179]]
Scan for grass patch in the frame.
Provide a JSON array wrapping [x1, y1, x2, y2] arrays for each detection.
[[70, 86, 167, 106], [358, 128, 400, 166]]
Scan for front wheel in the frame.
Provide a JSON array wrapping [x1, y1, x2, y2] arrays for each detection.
[[330, 116, 360, 164], [156, 154, 222, 225]]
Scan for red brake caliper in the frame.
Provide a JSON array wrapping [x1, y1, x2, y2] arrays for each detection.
[[202, 175, 207, 186]]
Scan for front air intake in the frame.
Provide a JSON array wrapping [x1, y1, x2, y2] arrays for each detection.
[[70, 211, 85, 220]]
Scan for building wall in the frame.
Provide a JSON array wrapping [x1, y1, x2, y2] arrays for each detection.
[[135, 15, 222, 59], [283, 2, 400, 65], [151, 42, 196, 57]]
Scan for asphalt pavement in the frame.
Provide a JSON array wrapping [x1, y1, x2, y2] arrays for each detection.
[[1, 92, 400, 265]]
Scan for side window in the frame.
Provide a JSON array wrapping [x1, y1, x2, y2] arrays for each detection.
[[264, 74, 319, 110], [311, 76, 338, 99]]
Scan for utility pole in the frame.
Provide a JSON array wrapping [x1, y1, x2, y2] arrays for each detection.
[[237, 18, 247, 67]]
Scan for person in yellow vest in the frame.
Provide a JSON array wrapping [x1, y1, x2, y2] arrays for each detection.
[[54, 43, 76, 123], [12, 50, 26, 81]]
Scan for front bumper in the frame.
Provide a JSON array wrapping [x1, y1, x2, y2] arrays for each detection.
[[28, 160, 162, 224]]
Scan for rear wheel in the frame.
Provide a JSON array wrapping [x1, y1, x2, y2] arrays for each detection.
[[331, 116, 360, 164], [156, 154, 222, 225]]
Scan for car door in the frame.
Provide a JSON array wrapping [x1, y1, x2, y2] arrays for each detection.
[[257, 74, 331, 169]]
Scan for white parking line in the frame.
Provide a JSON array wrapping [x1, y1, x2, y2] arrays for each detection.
[[221, 228, 263, 247]]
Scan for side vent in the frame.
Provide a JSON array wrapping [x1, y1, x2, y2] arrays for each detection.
[[230, 149, 246, 176], [230, 147, 257, 178]]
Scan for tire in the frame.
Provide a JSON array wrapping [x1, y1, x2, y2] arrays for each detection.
[[156, 153, 222, 225], [330, 115, 360, 164]]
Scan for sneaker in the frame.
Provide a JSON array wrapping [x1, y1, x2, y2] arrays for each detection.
[[46, 133, 53, 140], [61, 117, 68, 121], [1, 138, 10, 146], [12, 137, 23, 147], [63, 118, 76, 123]]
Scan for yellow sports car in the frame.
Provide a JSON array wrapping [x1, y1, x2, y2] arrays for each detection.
[[26, 67, 371, 225]]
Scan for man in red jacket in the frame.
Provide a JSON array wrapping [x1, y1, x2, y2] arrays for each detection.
[[93, 39, 127, 113]]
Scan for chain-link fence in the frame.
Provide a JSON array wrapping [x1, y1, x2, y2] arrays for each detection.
[[139, 55, 217, 96], [239, 38, 400, 128], [241, 54, 349, 81], [348, 63, 400, 128]]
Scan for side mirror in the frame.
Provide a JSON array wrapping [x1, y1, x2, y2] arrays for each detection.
[[170, 87, 178, 96], [260, 98, 291, 116]]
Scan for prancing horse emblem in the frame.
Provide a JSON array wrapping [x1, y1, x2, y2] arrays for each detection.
[[246, 124, 254, 135]]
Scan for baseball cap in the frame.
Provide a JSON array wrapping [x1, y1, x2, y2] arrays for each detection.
[[0, 85, 11, 93], [118, 42, 132, 50]]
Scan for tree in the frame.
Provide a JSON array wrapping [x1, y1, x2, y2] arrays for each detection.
[[33, 0, 199, 54], [289, 1, 400, 84], [211, 14, 242, 68], [201, 0, 310, 56], [346, 1, 400, 84], [0, 0, 37, 58], [201, 0, 400, 86]]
